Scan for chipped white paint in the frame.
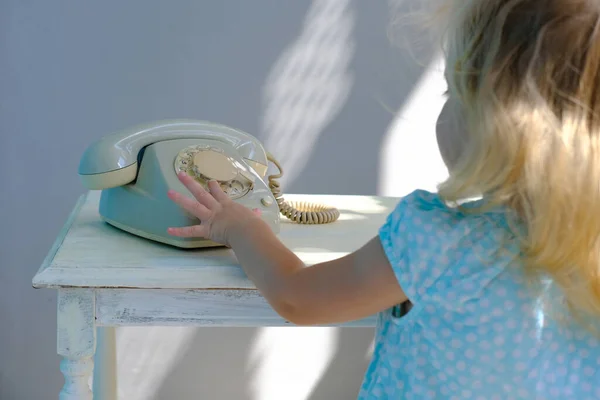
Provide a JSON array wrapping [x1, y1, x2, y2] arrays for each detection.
[[96, 289, 377, 327], [32, 191, 398, 290], [57, 289, 96, 400], [32, 191, 395, 399], [59, 358, 94, 400]]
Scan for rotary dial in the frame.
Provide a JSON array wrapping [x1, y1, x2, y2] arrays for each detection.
[[174, 145, 252, 199]]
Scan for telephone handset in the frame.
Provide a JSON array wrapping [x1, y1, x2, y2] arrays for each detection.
[[78, 119, 339, 248]]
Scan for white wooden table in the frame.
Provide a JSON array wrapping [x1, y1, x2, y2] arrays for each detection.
[[32, 190, 398, 399]]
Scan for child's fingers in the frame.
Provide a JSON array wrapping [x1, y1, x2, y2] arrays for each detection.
[[177, 172, 219, 209], [167, 190, 211, 220], [207, 180, 229, 202], [167, 224, 208, 238]]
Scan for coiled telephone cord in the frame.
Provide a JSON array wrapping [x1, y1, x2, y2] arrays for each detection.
[[266, 153, 340, 224]]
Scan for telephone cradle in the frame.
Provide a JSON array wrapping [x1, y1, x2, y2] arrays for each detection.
[[78, 119, 340, 248]]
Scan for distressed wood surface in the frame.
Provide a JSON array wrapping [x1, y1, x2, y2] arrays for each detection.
[[57, 289, 96, 400], [95, 289, 377, 327], [33, 191, 398, 289]]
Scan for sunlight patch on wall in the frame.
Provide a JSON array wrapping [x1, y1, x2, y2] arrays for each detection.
[[247, 327, 339, 400], [259, 0, 355, 188], [377, 53, 449, 197]]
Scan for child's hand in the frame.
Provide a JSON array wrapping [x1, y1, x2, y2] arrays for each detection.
[[166, 172, 262, 246]]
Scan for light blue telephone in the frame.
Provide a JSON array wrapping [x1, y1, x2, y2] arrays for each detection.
[[78, 120, 339, 248]]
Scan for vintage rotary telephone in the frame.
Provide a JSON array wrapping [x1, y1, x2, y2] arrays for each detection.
[[78, 120, 340, 248]]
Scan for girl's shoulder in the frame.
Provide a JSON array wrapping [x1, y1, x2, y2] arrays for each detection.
[[380, 190, 520, 305], [386, 189, 512, 235]]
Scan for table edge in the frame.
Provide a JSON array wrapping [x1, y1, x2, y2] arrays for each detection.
[[32, 192, 88, 289], [31, 191, 401, 289]]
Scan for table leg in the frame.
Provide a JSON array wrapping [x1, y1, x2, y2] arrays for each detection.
[[93, 327, 118, 400], [57, 289, 96, 400]]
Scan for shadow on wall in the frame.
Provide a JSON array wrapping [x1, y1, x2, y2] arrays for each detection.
[[303, 328, 376, 400], [155, 328, 258, 400]]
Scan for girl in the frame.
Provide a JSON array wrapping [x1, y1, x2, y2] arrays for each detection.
[[167, 0, 600, 398]]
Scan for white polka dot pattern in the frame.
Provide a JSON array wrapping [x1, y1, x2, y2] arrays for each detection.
[[358, 190, 600, 399]]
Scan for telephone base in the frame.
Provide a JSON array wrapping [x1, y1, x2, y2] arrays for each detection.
[[100, 215, 224, 249]]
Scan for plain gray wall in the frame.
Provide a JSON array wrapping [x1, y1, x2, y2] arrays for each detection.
[[0, 1, 438, 399]]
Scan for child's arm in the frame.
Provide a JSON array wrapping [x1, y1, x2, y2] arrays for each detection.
[[229, 220, 407, 325], [167, 172, 408, 326]]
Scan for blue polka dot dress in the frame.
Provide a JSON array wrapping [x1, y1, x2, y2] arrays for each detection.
[[358, 190, 600, 399]]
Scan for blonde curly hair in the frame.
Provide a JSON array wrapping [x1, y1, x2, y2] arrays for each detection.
[[433, 0, 600, 319]]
